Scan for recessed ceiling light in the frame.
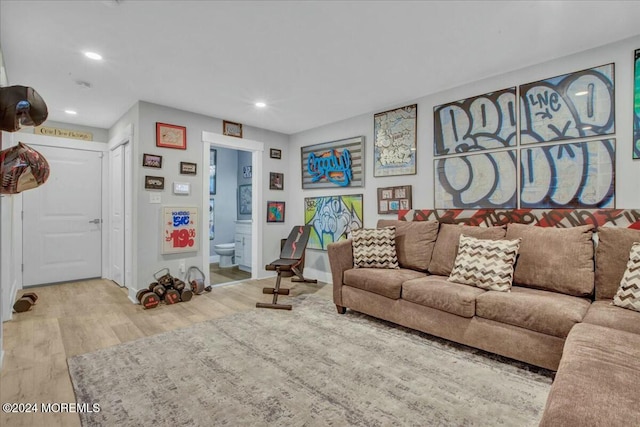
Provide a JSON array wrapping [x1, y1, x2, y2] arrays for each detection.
[[255, 102, 267, 108], [65, 110, 78, 115], [84, 51, 103, 61]]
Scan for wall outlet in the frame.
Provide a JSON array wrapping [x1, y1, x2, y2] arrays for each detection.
[[179, 261, 185, 274]]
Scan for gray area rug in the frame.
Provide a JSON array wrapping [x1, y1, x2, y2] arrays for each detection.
[[68, 295, 553, 426]]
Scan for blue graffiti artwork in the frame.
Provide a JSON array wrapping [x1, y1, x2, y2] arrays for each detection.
[[634, 49, 640, 160], [304, 195, 363, 250], [307, 149, 352, 186], [520, 64, 615, 144]]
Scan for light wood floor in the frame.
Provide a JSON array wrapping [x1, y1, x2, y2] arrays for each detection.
[[1, 277, 331, 427], [209, 262, 251, 285]]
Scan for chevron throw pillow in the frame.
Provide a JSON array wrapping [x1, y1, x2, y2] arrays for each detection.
[[448, 234, 521, 292], [352, 227, 399, 269], [612, 242, 640, 312]]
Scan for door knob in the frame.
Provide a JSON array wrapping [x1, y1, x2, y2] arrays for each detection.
[[89, 218, 102, 224]]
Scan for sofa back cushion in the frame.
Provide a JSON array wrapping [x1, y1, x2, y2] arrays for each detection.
[[377, 220, 439, 271], [506, 223, 595, 297], [428, 224, 507, 276], [596, 227, 640, 300]]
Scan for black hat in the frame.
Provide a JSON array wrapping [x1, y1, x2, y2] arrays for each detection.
[[0, 85, 48, 132]]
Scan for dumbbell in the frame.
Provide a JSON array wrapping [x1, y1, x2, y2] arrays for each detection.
[[151, 283, 167, 299], [179, 288, 193, 302], [13, 292, 38, 313], [171, 279, 192, 302], [164, 289, 181, 305], [136, 289, 161, 309]]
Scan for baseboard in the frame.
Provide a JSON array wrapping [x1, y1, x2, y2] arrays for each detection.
[[304, 268, 332, 284], [2, 279, 19, 322], [0, 349, 4, 372], [128, 288, 139, 305]]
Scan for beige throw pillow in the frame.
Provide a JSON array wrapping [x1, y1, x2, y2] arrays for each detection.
[[612, 242, 640, 312], [352, 227, 399, 269], [448, 234, 521, 292]]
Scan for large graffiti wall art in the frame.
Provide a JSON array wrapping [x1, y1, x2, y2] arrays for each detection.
[[374, 104, 417, 176], [520, 139, 615, 208], [301, 136, 364, 189], [434, 87, 517, 157], [304, 194, 363, 250], [520, 63, 615, 144], [434, 150, 517, 209], [634, 49, 640, 160]]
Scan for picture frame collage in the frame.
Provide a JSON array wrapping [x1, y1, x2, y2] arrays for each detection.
[[144, 122, 197, 191]]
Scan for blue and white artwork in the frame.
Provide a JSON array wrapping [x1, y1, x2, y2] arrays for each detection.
[[304, 194, 363, 250], [520, 63, 615, 144], [434, 150, 517, 209], [520, 139, 615, 208], [301, 136, 364, 189]]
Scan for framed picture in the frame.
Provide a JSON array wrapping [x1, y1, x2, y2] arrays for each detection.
[[142, 153, 162, 168], [209, 149, 216, 195], [266, 201, 285, 223], [304, 194, 363, 250], [162, 207, 198, 254], [156, 122, 186, 150], [269, 172, 284, 190], [374, 104, 417, 176], [377, 185, 412, 214], [238, 184, 252, 215], [223, 120, 243, 138], [301, 136, 364, 189], [634, 49, 640, 159], [144, 175, 165, 190], [270, 148, 282, 159], [243, 165, 252, 178], [180, 161, 197, 175]]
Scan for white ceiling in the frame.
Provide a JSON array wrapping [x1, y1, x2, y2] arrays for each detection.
[[2, 0, 640, 135]]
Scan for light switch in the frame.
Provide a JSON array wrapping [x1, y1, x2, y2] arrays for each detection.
[[149, 193, 161, 204]]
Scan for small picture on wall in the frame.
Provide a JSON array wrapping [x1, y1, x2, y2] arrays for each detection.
[[142, 153, 162, 168], [269, 172, 284, 190], [377, 185, 412, 214], [144, 175, 165, 190], [180, 161, 197, 175], [238, 184, 252, 215], [266, 201, 285, 223], [270, 148, 282, 159], [156, 122, 187, 150], [223, 120, 243, 138]]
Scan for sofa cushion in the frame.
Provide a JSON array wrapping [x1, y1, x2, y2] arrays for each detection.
[[377, 219, 439, 271], [352, 227, 399, 269], [595, 226, 640, 300], [428, 224, 507, 276], [583, 300, 640, 335], [539, 323, 640, 427], [448, 234, 521, 292], [402, 275, 486, 318], [343, 268, 426, 300], [613, 242, 640, 312], [475, 286, 591, 338], [506, 223, 594, 297]]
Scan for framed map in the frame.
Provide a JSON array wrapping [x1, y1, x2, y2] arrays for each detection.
[[374, 104, 417, 176]]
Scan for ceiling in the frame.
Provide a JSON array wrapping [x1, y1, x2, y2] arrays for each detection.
[[2, 1, 640, 135]]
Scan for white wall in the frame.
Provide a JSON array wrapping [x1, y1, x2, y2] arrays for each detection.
[[290, 34, 640, 282]]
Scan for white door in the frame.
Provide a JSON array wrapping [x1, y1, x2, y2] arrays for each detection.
[[22, 145, 103, 286], [109, 145, 125, 286]]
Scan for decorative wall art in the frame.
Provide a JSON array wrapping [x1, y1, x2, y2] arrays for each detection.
[[223, 120, 243, 138], [304, 194, 363, 250], [156, 122, 187, 150], [179, 161, 197, 175], [209, 149, 216, 195], [373, 104, 417, 176], [238, 184, 252, 215], [520, 63, 615, 144], [301, 136, 364, 189], [142, 153, 162, 168], [434, 87, 517, 156], [266, 201, 285, 223], [520, 139, 615, 208], [270, 148, 282, 159], [269, 172, 284, 190], [377, 185, 412, 214], [144, 175, 165, 190], [434, 150, 517, 209], [634, 49, 640, 159], [209, 197, 215, 240], [162, 206, 198, 254], [243, 165, 252, 178]]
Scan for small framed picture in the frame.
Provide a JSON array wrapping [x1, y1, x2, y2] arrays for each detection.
[[142, 153, 162, 168], [269, 172, 284, 190], [223, 120, 243, 138], [270, 148, 282, 159], [266, 201, 285, 223], [180, 161, 197, 175], [377, 185, 412, 214], [144, 175, 165, 190], [156, 122, 187, 150], [243, 165, 252, 178]]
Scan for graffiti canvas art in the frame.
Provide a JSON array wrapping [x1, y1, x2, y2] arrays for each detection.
[[434, 150, 517, 209], [301, 136, 364, 189], [520, 139, 615, 209], [434, 87, 517, 157], [520, 63, 615, 144], [374, 104, 417, 176], [304, 194, 363, 250], [634, 49, 640, 159]]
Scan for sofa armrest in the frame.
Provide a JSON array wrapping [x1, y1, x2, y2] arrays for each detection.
[[327, 239, 354, 308]]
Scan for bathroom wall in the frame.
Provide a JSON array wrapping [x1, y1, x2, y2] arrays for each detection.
[[236, 150, 253, 221], [209, 146, 239, 259]]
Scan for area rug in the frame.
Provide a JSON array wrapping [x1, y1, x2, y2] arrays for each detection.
[[68, 295, 553, 426]]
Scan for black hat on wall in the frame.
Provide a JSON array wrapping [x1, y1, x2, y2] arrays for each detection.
[[0, 85, 48, 132]]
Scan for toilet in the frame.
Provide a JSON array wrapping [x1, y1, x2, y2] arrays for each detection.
[[213, 243, 236, 268]]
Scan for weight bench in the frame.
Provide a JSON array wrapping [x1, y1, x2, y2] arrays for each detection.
[[256, 225, 317, 310]]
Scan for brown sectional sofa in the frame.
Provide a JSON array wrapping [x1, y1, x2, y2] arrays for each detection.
[[327, 220, 640, 426]]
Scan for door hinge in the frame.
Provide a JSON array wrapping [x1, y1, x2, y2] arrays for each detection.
[[21, 263, 24, 272]]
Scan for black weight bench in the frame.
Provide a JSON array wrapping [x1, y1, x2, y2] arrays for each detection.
[[257, 225, 317, 310]]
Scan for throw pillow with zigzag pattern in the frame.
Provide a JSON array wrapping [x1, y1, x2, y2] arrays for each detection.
[[613, 242, 640, 312], [352, 227, 399, 269]]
